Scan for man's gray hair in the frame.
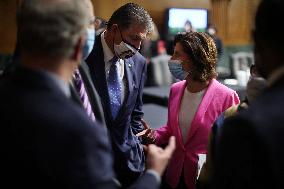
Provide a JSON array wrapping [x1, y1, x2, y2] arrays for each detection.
[[17, 0, 89, 58], [107, 3, 153, 33]]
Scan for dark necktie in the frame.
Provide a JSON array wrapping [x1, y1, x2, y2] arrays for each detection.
[[73, 69, 96, 121], [107, 57, 122, 119]]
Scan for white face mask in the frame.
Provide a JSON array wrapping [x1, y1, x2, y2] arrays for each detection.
[[114, 41, 138, 60], [113, 27, 139, 60]]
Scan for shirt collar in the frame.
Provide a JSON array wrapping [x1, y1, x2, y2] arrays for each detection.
[[101, 31, 115, 63], [41, 70, 71, 98]]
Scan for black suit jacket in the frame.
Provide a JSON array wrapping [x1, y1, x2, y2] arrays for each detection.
[[213, 75, 284, 189], [86, 35, 147, 185], [0, 66, 116, 188], [0, 66, 159, 189]]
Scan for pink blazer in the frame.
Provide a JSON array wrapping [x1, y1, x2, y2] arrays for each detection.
[[155, 79, 240, 189]]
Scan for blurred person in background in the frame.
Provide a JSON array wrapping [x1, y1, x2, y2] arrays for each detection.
[[146, 40, 173, 87], [184, 20, 196, 33], [212, 0, 284, 188], [94, 17, 107, 36], [197, 64, 267, 189], [140, 22, 160, 64], [206, 24, 223, 59]]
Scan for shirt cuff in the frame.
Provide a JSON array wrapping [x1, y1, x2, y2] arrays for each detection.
[[145, 169, 161, 184]]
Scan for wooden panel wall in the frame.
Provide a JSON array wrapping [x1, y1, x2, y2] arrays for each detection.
[[0, 0, 18, 54], [0, 0, 261, 55], [92, 0, 210, 38], [211, 0, 261, 45]]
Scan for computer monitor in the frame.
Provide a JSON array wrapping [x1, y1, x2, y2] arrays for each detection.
[[165, 8, 208, 39]]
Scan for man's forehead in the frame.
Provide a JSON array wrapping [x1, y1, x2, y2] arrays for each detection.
[[124, 25, 148, 39]]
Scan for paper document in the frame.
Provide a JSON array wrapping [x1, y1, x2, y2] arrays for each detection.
[[197, 154, 206, 179]]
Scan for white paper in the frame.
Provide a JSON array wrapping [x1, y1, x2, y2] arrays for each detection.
[[197, 154, 206, 179]]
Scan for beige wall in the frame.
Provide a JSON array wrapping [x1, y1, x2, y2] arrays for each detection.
[[0, 0, 260, 54]]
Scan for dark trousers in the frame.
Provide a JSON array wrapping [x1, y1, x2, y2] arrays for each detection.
[[118, 171, 141, 189]]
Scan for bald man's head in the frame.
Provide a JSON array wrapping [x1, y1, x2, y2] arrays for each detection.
[[18, 0, 89, 58], [82, 0, 95, 29]]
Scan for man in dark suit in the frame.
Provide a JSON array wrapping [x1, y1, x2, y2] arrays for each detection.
[[213, 1, 284, 189], [86, 3, 153, 187], [0, 0, 176, 188]]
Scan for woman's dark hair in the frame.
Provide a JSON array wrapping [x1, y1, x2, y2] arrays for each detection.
[[174, 32, 217, 82]]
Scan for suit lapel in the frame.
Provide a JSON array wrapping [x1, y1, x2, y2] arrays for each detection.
[[185, 79, 216, 144], [86, 35, 112, 121], [124, 58, 135, 103], [69, 80, 83, 106], [172, 81, 188, 149], [114, 58, 135, 122], [79, 62, 105, 124]]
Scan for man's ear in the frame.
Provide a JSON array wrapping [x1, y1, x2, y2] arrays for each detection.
[[107, 24, 118, 36], [71, 35, 85, 64], [110, 24, 118, 33]]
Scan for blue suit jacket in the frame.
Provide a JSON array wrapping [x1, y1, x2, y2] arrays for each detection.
[[86, 35, 146, 185]]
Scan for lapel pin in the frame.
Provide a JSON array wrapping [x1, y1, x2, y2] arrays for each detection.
[[128, 63, 132, 68]]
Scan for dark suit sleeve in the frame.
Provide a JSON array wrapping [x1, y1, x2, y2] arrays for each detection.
[[128, 172, 159, 189], [38, 117, 117, 189], [130, 60, 147, 135], [212, 115, 272, 189]]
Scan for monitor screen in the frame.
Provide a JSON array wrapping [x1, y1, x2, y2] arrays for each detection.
[[167, 8, 208, 36]]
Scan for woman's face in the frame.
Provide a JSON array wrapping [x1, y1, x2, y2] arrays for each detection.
[[172, 42, 192, 72]]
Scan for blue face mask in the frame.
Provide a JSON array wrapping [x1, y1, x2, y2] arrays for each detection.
[[82, 28, 95, 60], [168, 60, 188, 80]]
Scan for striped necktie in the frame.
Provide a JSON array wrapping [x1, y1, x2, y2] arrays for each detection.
[[73, 69, 96, 121]]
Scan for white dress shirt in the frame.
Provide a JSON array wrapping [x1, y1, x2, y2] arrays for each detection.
[[101, 32, 126, 104], [179, 88, 205, 143]]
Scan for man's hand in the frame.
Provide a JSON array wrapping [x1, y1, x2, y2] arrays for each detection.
[[145, 136, 176, 176], [136, 119, 156, 144]]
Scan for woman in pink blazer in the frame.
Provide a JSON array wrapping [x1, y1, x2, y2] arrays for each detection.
[[140, 32, 239, 189]]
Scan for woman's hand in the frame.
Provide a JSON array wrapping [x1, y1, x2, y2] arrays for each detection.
[[136, 119, 156, 144]]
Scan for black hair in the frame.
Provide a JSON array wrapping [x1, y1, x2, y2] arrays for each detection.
[[174, 32, 217, 82], [107, 3, 153, 32]]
